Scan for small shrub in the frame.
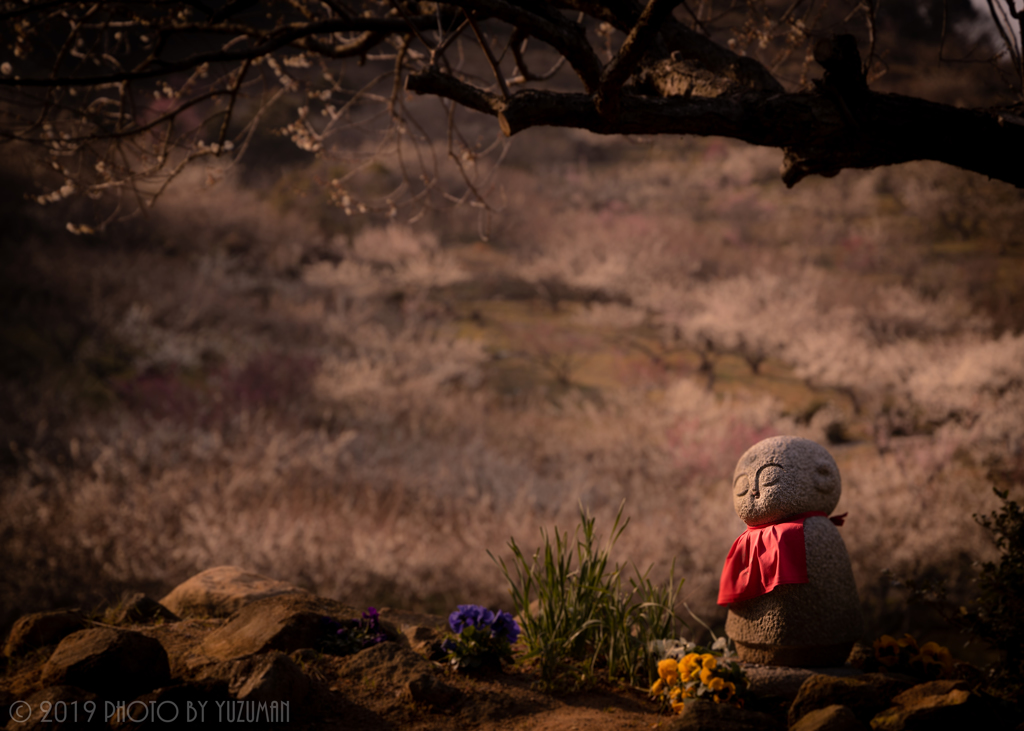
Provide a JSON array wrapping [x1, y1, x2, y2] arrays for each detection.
[[901, 489, 1024, 691], [491, 502, 684, 688], [968, 489, 1024, 687]]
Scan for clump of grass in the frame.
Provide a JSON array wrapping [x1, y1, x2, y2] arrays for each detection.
[[492, 502, 684, 689]]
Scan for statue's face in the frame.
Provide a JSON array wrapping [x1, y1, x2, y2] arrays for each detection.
[[732, 436, 841, 525]]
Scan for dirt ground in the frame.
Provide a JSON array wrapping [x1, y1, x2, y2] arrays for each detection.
[[0, 609, 682, 731]]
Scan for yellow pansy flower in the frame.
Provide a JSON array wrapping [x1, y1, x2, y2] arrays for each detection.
[[671, 701, 686, 714], [700, 666, 715, 685], [897, 634, 918, 650], [650, 679, 663, 695], [912, 641, 954, 677], [873, 634, 901, 667], [658, 658, 680, 684], [717, 681, 736, 702]]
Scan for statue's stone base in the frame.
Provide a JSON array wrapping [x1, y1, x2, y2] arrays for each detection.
[[733, 639, 853, 667]]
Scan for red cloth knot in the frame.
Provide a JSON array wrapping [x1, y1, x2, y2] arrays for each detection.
[[717, 511, 846, 606]]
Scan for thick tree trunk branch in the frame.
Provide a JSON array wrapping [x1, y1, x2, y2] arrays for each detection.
[[556, 0, 782, 95], [597, 0, 682, 115], [408, 68, 1024, 187], [407, 67, 507, 118]]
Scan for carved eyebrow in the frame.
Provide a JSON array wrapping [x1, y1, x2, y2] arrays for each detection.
[[755, 463, 784, 480]]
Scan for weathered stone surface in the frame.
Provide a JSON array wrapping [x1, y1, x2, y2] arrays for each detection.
[[867, 680, 1001, 731], [4, 686, 104, 731], [670, 698, 783, 730], [731, 637, 855, 667], [789, 673, 916, 726], [724, 437, 863, 667], [232, 651, 310, 706], [39, 628, 171, 700], [160, 566, 309, 618], [731, 437, 843, 525], [109, 681, 231, 730], [199, 593, 359, 661], [742, 662, 861, 700], [886, 679, 968, 707], [111, 593, 180, 625], [791, 704, 868, 731], [3, 610, 86, 658]]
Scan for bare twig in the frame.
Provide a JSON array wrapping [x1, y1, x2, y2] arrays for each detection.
[[215, 58, 250, 152], [465, 11, 511, 99]]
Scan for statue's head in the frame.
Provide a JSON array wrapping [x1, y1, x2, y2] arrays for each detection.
[[732, 436, 841, 526]]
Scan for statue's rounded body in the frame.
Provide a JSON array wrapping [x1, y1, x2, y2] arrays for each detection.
[[724, 436, 862, 666]]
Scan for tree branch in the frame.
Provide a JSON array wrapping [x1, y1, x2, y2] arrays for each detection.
[[597, 0, 683, 115], [466, 10, 512, 99], [0, 16, 434, 87], [439, 0, 603, 91], [408, 68, 1024, 188]]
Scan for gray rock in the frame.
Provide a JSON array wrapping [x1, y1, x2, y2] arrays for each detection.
[[868, 680, 999, 731], [4, 686, 104, 731], [108, 680, 231, 730], [742, 662, 861, 700], [39, 628, 171, 700], [724, 436, 863, 666], [110, 593, 180, 625], [792, 704, 868, 731], [199, 593, 359, 661], [3, 610, 86, 658], [160, 566, 309, 618], [232, 651, 310, 706], [789, 673, 916, 726]]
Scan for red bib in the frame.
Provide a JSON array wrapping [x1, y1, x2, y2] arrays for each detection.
[[717, 511, 847, 606]]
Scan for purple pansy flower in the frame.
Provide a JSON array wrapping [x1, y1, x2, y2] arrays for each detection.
[[491, 610, 521, 644], [449, 604, 496, 634]]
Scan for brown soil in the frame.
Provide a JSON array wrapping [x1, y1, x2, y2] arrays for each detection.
[[0, 612, 676, 731], [307, 659, 668, 731]]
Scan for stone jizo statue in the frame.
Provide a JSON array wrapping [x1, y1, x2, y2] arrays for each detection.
[[718, 436, 862, 666]]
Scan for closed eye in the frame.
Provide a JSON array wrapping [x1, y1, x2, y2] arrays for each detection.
[[734, 474, 750, 497], [756, 463, 784, 487]]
